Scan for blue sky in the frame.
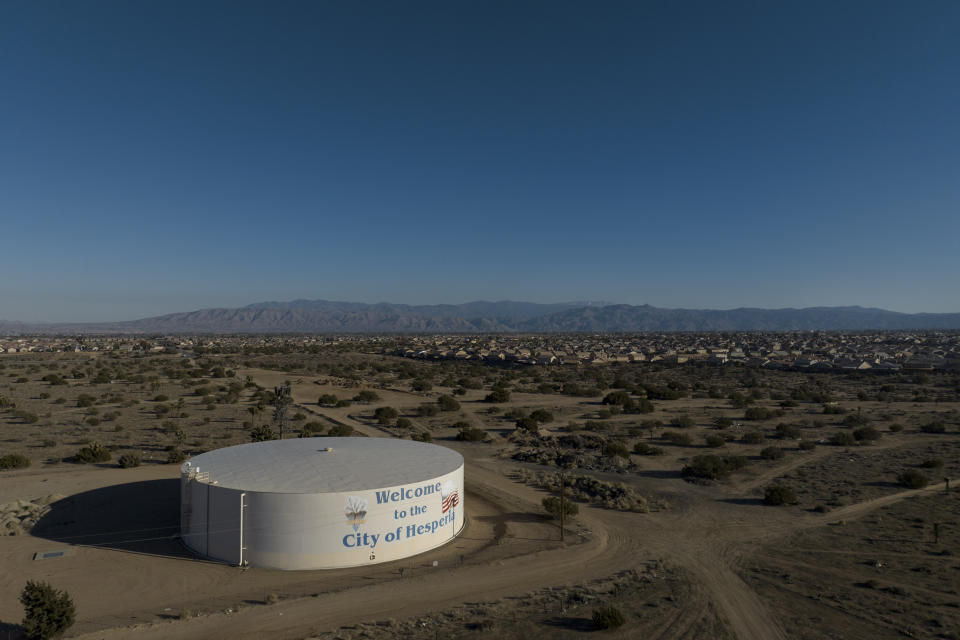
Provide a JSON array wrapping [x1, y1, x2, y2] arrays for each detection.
[[1, 1, 958, 322]]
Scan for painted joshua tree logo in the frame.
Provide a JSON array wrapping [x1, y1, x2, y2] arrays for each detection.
[[344, 496, 368, 531]]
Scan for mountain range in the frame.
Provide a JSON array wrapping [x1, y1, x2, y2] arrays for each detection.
[[2, 300, 960, 334]]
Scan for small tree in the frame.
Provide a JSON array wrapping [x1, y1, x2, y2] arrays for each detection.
[[20, 580, 75, 640]]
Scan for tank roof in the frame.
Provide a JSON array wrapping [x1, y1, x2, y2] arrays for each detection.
[[181, 437, 463, 493]]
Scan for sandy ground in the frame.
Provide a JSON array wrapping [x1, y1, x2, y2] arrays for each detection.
[[1, 365, 956, 640]]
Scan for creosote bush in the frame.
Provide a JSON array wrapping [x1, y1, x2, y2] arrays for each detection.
[[897, 469, 929, 489], [73, 441, 111, 464], [763, 484, 798, 506], [542, 495, 579, 518], [0, 453, 31, 469], [592, 604, 625, 630], [118, 453, 141, 469]]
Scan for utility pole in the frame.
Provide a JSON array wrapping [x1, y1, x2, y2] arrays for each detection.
[[274, 385, 291, 439], [558, 471, 566, 542]]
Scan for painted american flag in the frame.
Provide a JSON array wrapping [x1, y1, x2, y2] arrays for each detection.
[[441, 488, 459, 513]]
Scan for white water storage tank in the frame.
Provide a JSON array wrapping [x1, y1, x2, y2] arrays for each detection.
[[180, 438, 464, 570]]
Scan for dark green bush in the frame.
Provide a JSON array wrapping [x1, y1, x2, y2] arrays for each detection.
[[118, 453, 141, 469], [920, 421, 947, 434], [73, 441, 111, 464], [0, 453, 31, 470], [456, 427, 487, 442], [542, 496, 579, 518], [662, 431, 692, 446], [602, 442, 631, 459], [592, 605, 625, 630], [327, 424, 355, 437], [633, 442, 665, 455], [763, 484, 798, 505], [798, 440, 816, 451], [741, 431, 764, 444], [853, 426, 881, 442], [761, 446, 785, 460], [682, 454, 747, 480], [829, 432, 857, 446], [704, 434, 726, 448], [20, 580, 75, 640], [249, 425, 276, 442], [897, 469, 928, 489]]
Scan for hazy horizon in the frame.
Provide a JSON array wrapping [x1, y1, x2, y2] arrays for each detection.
[[4, 297, 960, 326]]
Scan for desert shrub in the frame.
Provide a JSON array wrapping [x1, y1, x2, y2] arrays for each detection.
[[798, 440, 816, 451], [853, 426, 881, 442], [714, 416, 733, 429], [353, 390, 379, 403], [897, 469, 929, 489], [602, 442, 630, 459], [249, 425, 276, 442], [529, 409, 554, 423], [14, 409, 39, 424], [291, 412, 306, 421], [633, 442, 664, 455], [775, 423, 801, 439], [437, 395, 460, 412], [515, 416, 539, 432], [842, 413, 869, 427], [0, 453, 31, 470], [395, 417, 412, 429], [592, 605, 625, 630], [411, 379, 433, 392], [503, 408, 527, 420], [299, 422, 324, 438], [669, 415, 695, 428], [327, 424, 355, 437], [20, 580, 75, 640], [741, 431, 765, 444], [682, 454, 747, 480], [456, 427, 488, 442], [167, 448, 186, 464], [829, 432, 857, 446], [42, 374, 67, 386], [118, 453, 141, 468], [418, 404, 440, 417], [264, 593, 279, 605], [153, 394, 169, 402], [374, 406, 399, 424], [822, 405, 846, 415], [485, 388, 510, 403], [760, 446, 785, 460], [411, 431, 432, 443], [920, 421, 947, 434], [662, 431, 692, 446], [41, 439, 56, 448], [704, 434, 726, 448], [920, 458, 944, 469], [85, 416, 100, 426], [745, 407, 782, 420], [334, 399, 351, 408], [542, 496, 579, 518], [889, 423, 904, 432], [318, 394, 338, 406], [73, 441, 111, 464], [763, 484, 798, 505]]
